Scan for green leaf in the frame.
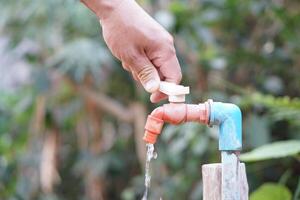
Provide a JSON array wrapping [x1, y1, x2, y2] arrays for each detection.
[[240, 140, 300, 162], [250, 183, 292, 200]]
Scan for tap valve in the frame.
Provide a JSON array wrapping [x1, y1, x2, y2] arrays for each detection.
[[159, 81, 190, 103]]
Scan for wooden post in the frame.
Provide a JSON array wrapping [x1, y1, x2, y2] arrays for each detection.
[[202, 163, 248, 200], [221, 151, 240, 200]]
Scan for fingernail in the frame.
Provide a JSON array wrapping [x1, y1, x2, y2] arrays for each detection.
[[145, 80, 159, 93]]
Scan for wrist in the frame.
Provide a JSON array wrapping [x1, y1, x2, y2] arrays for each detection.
[[81, 0, 124, 20]]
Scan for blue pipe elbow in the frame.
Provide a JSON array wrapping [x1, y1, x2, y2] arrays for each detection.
[[209, 101, 242, 151]]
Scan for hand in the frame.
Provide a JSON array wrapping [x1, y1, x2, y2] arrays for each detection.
[[81, 0, 182, 103]]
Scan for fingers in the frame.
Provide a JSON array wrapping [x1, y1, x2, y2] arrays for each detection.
[[150, 91, 167, 103], [122, 62, 131, 72], [122, 62, 139, 81], [132, 71, 139, 81], [149, 69, 168, 102], [158, 54, 182, 84], [123, 60, 167, 103], [124, 55, 161, 93], [136, 64, 160, 93], [150, 50, 182, 103], [122, 44, 182, 103], [149, 54, 182, 103], [123, 53, 182, 102]]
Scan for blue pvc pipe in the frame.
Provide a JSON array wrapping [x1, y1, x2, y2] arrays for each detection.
[[209, 102, 242, 151]]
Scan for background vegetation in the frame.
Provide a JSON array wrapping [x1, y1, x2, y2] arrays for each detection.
[[0, 0, 299, 199]]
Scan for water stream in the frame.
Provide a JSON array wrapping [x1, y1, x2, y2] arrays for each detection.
[[142, 143, 157, 200]]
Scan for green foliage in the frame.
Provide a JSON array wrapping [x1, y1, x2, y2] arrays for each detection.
[[48, 38, 112, 82], [248, 93, 300, 109], [240, 140, 300, 162], [250, 183, 292, 200], [244, 114, 271, 148]]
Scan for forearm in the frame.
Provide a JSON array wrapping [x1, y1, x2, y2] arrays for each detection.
[[80, 0, 124, 19]]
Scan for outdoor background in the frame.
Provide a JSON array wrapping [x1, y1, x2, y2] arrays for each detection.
[[0, 0, 300, 199]]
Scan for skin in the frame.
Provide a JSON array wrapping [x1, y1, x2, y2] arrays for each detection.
[[81, 0, 182, 102]]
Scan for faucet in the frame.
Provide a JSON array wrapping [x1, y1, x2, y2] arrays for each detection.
[[143, 81, 243, 200]]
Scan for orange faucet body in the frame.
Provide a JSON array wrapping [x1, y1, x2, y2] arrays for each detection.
[[143, 102, 210, 144]]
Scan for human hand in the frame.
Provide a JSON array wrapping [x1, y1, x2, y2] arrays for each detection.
[[81, 0, 182, 103]]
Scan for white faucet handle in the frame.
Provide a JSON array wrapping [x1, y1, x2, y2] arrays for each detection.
[[159, 81, 190, 102]]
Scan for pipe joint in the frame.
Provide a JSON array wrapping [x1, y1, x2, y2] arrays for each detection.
[[209, 102, 242, 151]]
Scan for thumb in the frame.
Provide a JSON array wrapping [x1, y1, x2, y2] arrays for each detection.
[[132, 59, 160, 93]]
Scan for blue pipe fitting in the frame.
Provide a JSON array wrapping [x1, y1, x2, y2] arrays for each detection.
[[208, 100, 242, 151]]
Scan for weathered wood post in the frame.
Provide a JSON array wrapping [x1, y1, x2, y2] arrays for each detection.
[[205, 101, 249, 199], [202, 163, 248, 200]]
